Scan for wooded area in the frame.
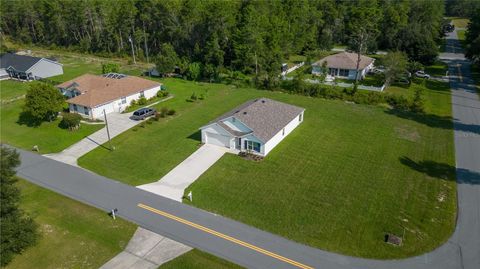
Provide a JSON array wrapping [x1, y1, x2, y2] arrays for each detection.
[[1, 0, 446, 76]]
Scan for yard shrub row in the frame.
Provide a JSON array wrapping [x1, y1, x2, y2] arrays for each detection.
[[281, 80, 424, 113]]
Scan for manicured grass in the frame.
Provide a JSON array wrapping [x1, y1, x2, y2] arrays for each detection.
[[449, 17, 470, 28], [0, 80, 30, 101], [159, 249, 243, 269], [425, 61, 449, 77], [80, 78, 456, 259], [457, 29, 466, 41], [0, 100, 103, 153], [5, 179, 136, 269], [79, 78, 263, 185]]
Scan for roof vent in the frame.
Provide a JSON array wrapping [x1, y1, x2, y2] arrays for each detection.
[[243, 111, 247, 115], [261, 100, 266, 103]]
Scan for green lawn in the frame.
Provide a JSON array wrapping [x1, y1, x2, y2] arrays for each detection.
[[449, 17, 470, 28], [80, 78, 456, 259], [457, 29, 466, 41], [425, 61, 449, 77], [159, 249, 243, 269], [0, 80, 30, 101], [0, 99, 104, 153], [5, 179, 136, 269]]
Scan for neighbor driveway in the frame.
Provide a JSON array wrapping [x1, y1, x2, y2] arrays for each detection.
[[44, 112, 140, 165], [138, 144, 235, 201]]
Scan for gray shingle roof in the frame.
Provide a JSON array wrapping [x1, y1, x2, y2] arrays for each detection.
[[312, 52, 374, 70], [206, 98, 305, 142], [0, 53, 43, 71]]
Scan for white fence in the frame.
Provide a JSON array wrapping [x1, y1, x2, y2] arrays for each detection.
[[285, 77, 386, 92], [281, 62, 305, 76]]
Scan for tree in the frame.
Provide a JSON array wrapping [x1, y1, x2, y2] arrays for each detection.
[[383, 51, 408, 86], [23, 82, 64, 125], [1, 146, 38, 266], [411, 87, 425, 113], [347, 1, 381, 92], [187, 62, 201, 81], [465, 8, 480, 64], [155, 43, 179, 74], [101, 63, 120, 74]]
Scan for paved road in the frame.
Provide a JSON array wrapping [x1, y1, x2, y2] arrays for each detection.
[[10, 29, 479, 269], [440, 28, 480, 269]]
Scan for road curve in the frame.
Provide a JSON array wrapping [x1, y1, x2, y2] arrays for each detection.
[[9, 28, 480, 269]]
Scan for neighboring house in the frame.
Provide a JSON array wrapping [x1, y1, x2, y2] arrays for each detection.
[[0, 53, 63, 80], [200, 98, 305, 156], [57, 73, 161, 119], [311, 52, 374, 80]]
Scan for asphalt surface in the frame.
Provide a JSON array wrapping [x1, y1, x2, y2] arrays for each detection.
[[10, 29, 479, 269]]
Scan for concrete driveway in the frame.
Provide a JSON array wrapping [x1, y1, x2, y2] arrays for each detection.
[[44, 112, 140, 165], [138, 144, 236, 201]]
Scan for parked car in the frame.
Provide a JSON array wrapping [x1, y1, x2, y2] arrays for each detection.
[[415, 70, 430, 79], [131, 107, 156, 120]]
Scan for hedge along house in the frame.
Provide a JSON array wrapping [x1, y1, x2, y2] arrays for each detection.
[[57, 73, 161, 119], [311, 52, 375, 80], [200, 98, 305, 156], [0, 53, 63, 81]]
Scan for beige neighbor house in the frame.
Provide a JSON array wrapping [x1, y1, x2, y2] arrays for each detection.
[[311, 52, 375, 80], [57, 73, 161, 119], [200, 98, 305, 157]]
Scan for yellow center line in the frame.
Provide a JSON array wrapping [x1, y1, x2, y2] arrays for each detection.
[[137, 203, 314, 269]]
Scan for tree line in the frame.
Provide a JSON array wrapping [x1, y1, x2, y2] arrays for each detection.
[[1, 0, 445, 83]]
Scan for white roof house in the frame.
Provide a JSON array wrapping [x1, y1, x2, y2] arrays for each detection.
[[57, 73, 162, 119], [312, 52, 375, 80], [200, 98, 305, 156], [0, 53, 63, 81]]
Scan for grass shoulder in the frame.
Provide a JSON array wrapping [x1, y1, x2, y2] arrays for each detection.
[[159, 249, 243, 269], [5, 179, 136, 269]]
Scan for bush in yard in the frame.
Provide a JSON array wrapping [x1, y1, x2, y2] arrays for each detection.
[[59, 112, 82, 130], [160, 107, 168, 117], [130, 99, 137, 106], [157, 90, 169, 98], [190, 92, 198, 101], [167, 109, 176, 115], [137, 97, 147, 105], [0, 146, 38, 266], [101, 63, 120, 74], [410, 88, 425, 113], [22, 82, 64, 125]]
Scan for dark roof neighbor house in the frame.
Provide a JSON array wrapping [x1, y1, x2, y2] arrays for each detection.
[[0, 53, 63, 80]]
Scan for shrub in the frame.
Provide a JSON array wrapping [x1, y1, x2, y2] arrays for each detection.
[[137, 97, 147, 105], [130, 99, 137, 106], [190, 92, 198, 101], [167, 109, 176, 115], [157, 90, 169, 98], [60, 112, 82, 130], [160, 107, 168, 117], [411, 88, 425, 113]]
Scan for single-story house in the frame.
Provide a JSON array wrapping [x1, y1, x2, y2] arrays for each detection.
[[57, 73, 162, 119], [311, 52, 374, 80], [200, 98, 305, 156], [0, 53, 63, 81]]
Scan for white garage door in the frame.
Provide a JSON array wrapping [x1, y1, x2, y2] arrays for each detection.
[[206, 132, 231, 148]]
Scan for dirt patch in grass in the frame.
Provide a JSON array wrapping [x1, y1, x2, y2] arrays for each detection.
[[395, 124, 421, 142]]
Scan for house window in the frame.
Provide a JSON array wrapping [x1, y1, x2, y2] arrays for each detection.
[[244, 140, 261, 153], [84, 106, 89, 115], [73, 104, 77, 111], [140, 91, 145, 97], [121, 97, 127, 104], [339, 69, 349, 77], [299, 113, 302, 122], [282, 128, 285, 136]]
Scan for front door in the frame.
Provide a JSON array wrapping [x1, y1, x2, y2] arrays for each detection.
[[236, 137, 241, 150]]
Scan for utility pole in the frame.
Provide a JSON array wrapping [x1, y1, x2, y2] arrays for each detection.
[[103, 109, 113, 151], [143, 21, 149, 63], [128, 35, 136, 64]]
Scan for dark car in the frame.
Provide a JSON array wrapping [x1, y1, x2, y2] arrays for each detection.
[[131, 107, 156, 120]]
